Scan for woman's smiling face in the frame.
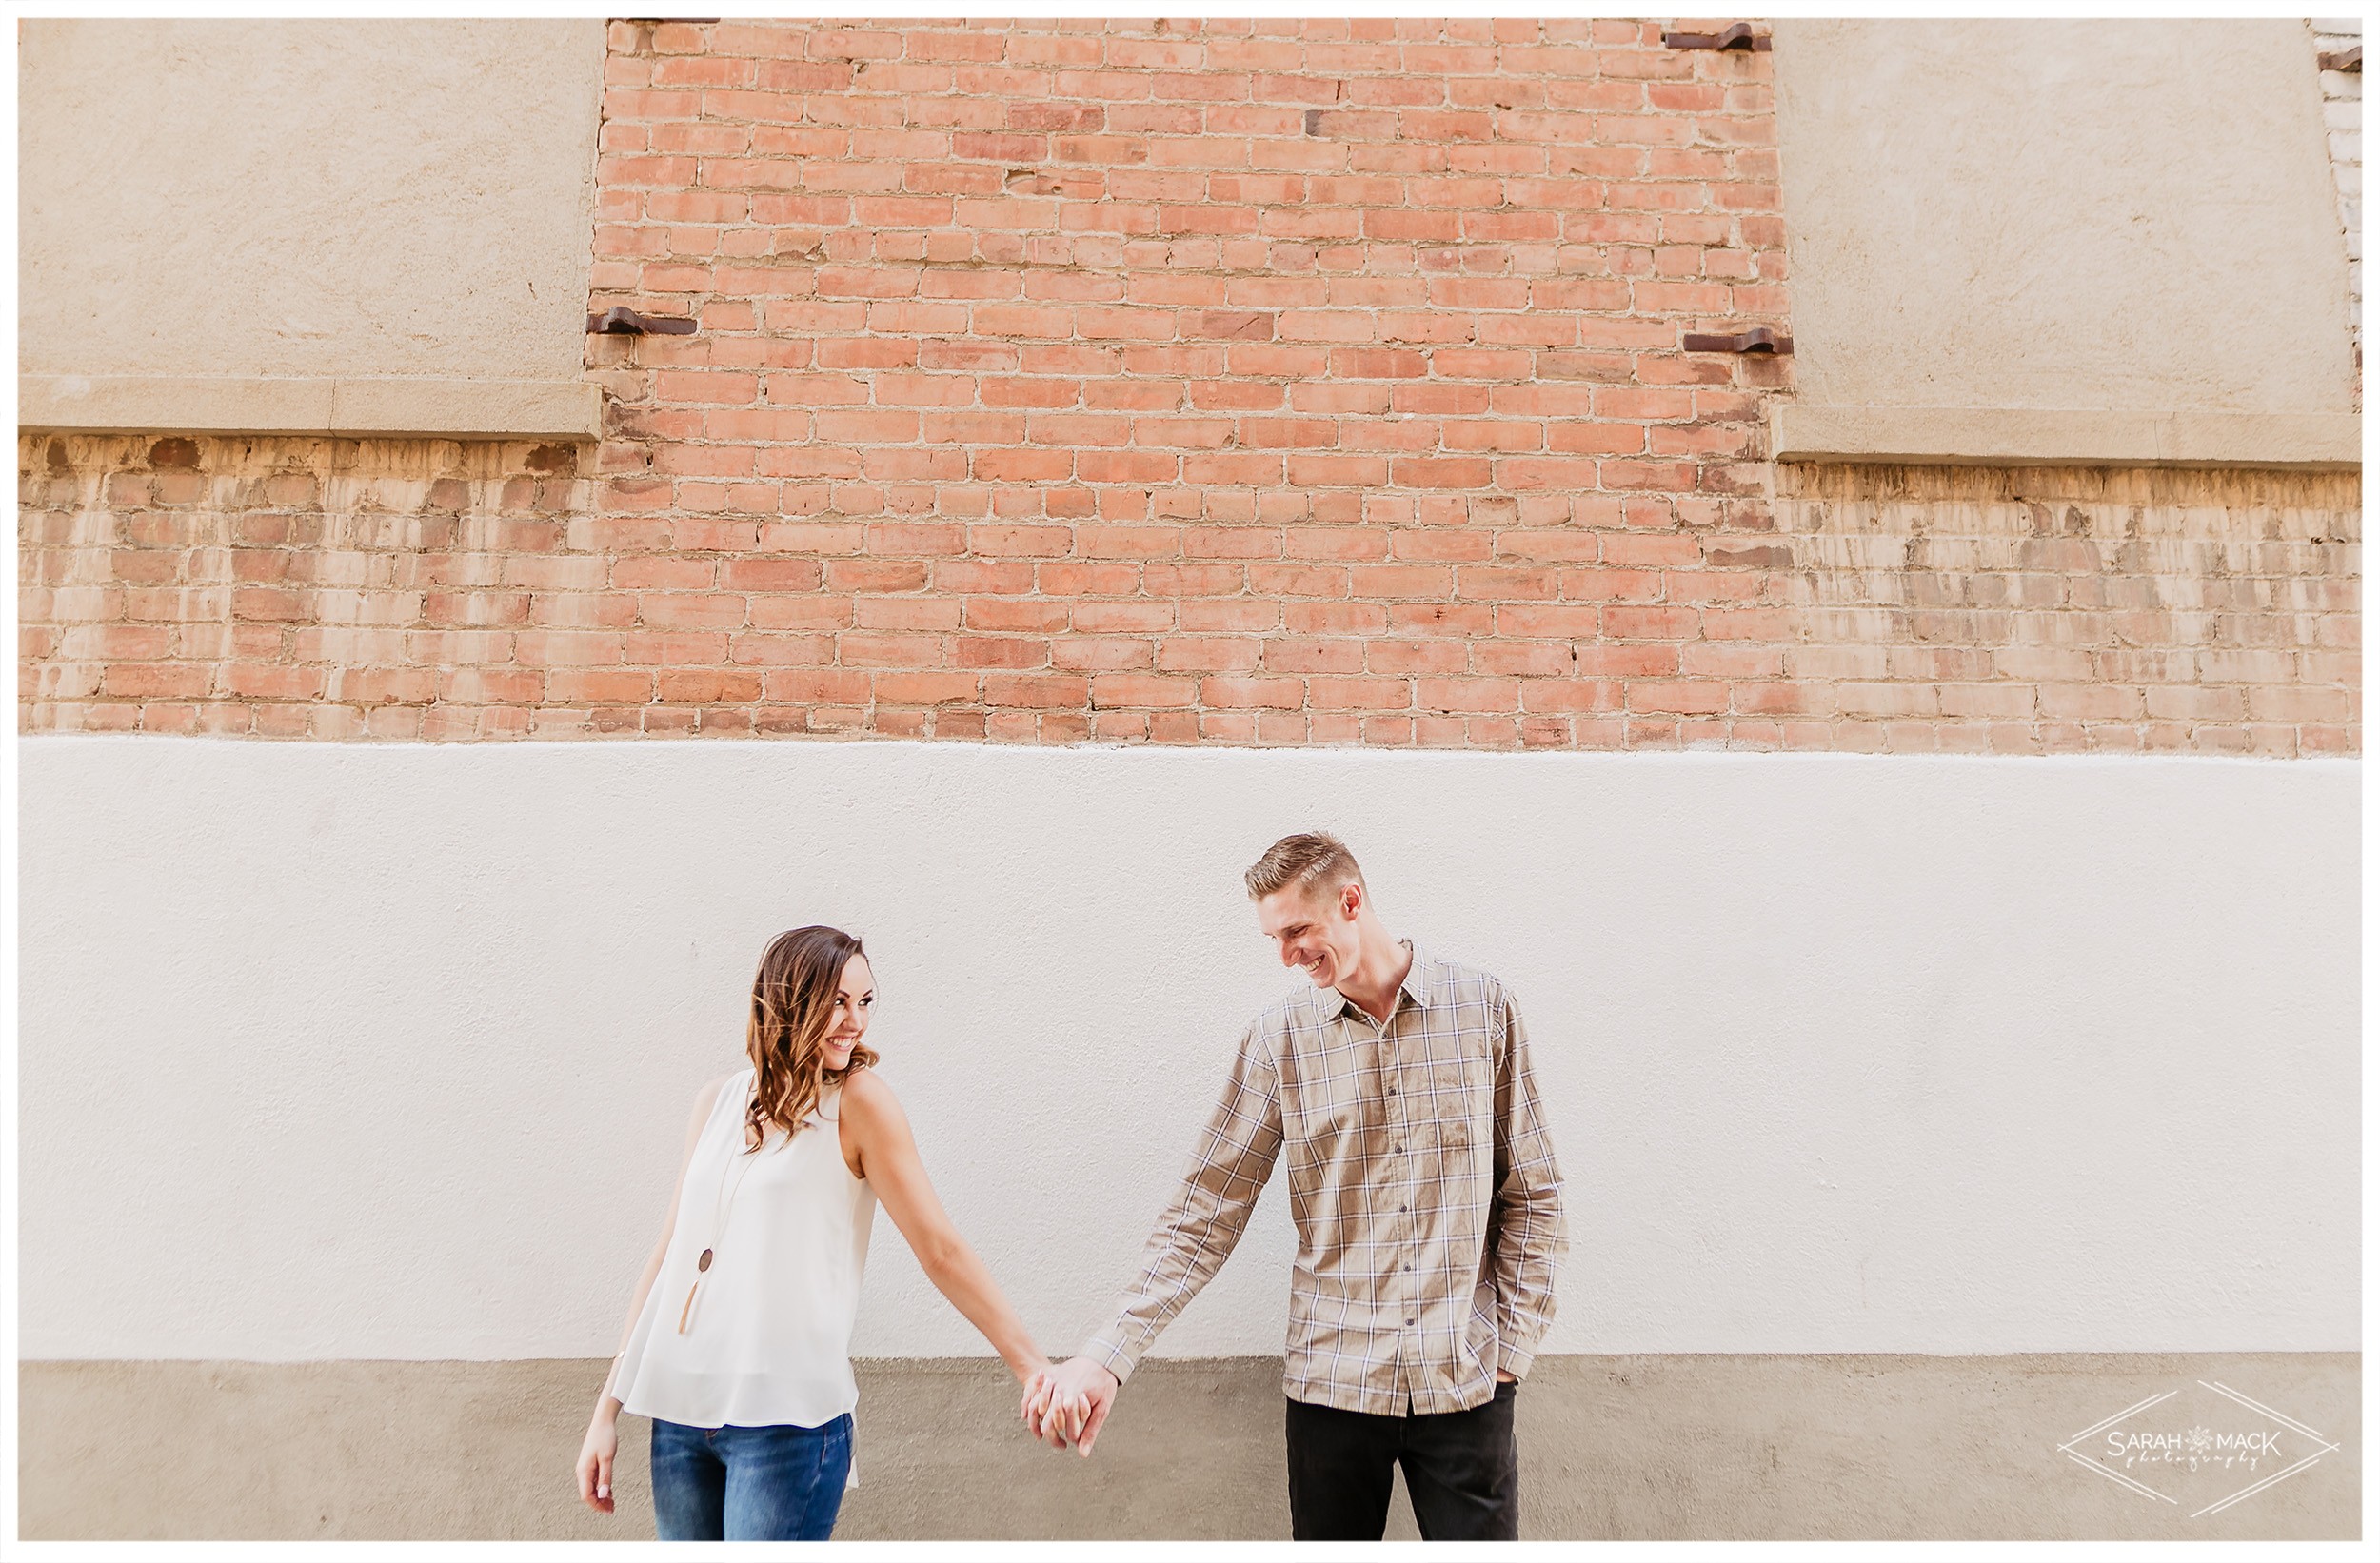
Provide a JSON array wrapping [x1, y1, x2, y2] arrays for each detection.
[[822, 953, 873, 1072]]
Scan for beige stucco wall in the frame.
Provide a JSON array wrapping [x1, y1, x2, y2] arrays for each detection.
[[18, 1355, 2360, 1540], [1771, 19, 2359, 465], [17, 20, 606, 438]]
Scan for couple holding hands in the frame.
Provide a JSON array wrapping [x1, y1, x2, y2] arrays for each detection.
[[575, 832, 1566, 1541]]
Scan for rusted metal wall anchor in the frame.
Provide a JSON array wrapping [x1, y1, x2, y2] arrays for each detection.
[[586, 307, 698, 336], [1683, 326, 1791, 354], [1662, 23, 1770, 50]]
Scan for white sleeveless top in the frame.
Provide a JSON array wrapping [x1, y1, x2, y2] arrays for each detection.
[[614, 1068, 877, 1465]]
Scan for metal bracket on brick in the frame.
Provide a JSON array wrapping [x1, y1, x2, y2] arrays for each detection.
[[586, 307, 698, 336], [1662, 23, 1770, 50], [2319, 45, 2361, 73], [1682, 326, 1791, 354]]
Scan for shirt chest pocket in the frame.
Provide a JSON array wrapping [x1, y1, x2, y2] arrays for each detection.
[[1425, 1050, 1493, 1154]]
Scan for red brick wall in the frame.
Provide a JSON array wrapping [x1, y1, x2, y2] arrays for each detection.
[[582, 16, 1791, 747], [14, 20, 2362, 753]]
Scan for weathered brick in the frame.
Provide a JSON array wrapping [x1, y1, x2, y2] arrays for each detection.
[[16, 30, 2359, 754]]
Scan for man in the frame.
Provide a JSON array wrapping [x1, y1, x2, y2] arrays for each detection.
[[1023, 831, 1566, 1540]]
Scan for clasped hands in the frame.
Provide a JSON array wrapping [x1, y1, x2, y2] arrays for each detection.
[[1019, 1356, 1120, 1456]]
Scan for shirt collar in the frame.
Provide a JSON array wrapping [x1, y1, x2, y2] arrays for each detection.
[[1333, 940, 1432, 1019]]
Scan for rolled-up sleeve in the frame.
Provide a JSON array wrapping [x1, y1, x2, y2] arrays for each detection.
[[1082, 1022, 1285, 1383], [1487, 990, 1565, 1377]]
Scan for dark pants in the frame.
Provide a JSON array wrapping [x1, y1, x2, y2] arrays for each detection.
[[1284, 1380, 1520, 1540]]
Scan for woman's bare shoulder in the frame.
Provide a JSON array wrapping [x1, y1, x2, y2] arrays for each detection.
[[836, 1065, 904, 1124]]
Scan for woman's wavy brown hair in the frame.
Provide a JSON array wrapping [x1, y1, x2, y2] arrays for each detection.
[[744, 925, 877, 1150]]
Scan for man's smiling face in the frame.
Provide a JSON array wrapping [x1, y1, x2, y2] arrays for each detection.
[[1256, 879, 1363, 991]]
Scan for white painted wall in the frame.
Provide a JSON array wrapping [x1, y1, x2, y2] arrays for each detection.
[[17, 739, 2359, 1360]]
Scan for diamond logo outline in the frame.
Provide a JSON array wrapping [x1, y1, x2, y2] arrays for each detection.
[[2056, 1379, 2342, 1518]]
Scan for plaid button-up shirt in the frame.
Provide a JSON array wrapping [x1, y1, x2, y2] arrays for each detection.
[[1083, 943, 1566, 1416]]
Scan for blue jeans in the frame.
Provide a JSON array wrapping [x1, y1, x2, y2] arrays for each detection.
[[649, 1415, 852, 1541]]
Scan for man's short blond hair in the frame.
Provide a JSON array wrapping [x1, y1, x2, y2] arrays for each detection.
[[1245, 831, 1366, 903]]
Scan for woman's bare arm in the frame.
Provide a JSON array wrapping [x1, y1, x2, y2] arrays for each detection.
[[838, 1068, 1048, 1385]]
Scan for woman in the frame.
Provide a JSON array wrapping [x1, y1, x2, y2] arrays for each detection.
[[574, 925, 1068, 1539]]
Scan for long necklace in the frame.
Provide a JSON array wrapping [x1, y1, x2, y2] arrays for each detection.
[[677, 1079, 771, 1334]]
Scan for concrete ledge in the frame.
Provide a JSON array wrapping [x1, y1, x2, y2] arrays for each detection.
[[17, 1354, 2360, 1540], [1773, 404, 2363, 468], [18, 374, 603, 440]]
